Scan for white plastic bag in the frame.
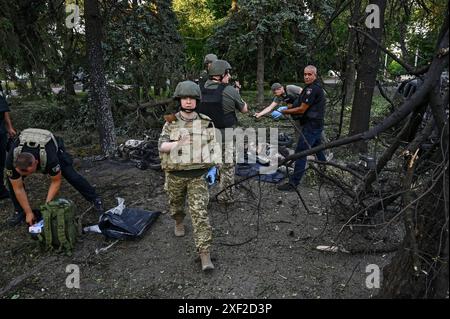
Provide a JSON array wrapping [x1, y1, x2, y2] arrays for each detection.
[[105, 197, 126, 216], [83, 224, 102, 234]]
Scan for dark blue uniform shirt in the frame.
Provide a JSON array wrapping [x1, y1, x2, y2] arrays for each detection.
[[300, 80, 326, 121]]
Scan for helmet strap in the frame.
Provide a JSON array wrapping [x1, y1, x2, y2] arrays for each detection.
[[180, 106, 196, 113]]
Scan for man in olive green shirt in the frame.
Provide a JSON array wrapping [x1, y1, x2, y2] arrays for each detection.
[[255, 83, 302, 119], [197, 60, 248, 203]]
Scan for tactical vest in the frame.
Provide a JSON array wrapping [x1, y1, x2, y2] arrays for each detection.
[[159, 113, 219, 172], [13, 128, 59, 171], [198, 84, 237, 129]]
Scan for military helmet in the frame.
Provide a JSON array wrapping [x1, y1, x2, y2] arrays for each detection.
[[271, 82, 283, 92], [204, 53, 218, 64], [209, 60, 232, 76], [173, 81, 201, 99]]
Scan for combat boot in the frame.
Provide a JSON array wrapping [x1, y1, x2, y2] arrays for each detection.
[[199, 250, 214, 271], [174, 217, 185, 237]]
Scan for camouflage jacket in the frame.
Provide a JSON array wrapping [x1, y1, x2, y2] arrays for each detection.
[[158, 112, 219, 171]]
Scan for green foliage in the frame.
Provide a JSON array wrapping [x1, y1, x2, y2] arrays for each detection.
[[21, 103, 67, 131], [103, 0, 185, 101], [387, 60, 406, 77], [0, 1, 48, 74], [173, 0, 223, 73], [208, 0, 312, 86], [206, 0, 232, 19], [371, 94, 391, 119], [173, 0, 216, 38], [0, 0, 87, 100], [384, 0, 447, 68]]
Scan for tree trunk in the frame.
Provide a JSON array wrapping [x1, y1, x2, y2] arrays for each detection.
[[379, 159, 449, 298], [64, 64, 76, 96], [256, 36, 265, 106], [343, 0, 361, 106], [55, 2, 76, 96], [349, 0, 387, 153], [29, 72, 37, 96], [398, 4, 412, 61], [84, 0, 117, 156], [154, 86, 161, 97], [63, 29, 76, 96]]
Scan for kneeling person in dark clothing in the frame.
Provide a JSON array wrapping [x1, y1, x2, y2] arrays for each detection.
[[5, 128, 104, 226]]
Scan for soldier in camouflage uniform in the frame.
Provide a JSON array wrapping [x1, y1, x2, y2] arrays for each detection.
[[159, 80, 219, 271]]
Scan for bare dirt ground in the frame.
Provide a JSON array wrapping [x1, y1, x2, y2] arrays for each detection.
[[0, 152, 395, 299]]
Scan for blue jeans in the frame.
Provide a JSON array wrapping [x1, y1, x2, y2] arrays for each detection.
[[290, 121, 326, 186]]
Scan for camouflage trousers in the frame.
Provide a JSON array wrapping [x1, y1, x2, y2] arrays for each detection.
[[165, 172, 212, 252], [218, 163, 235, 200], [217, 138, 235, 201]]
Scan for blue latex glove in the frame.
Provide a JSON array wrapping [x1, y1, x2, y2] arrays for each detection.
[[277, 106, 288, 112], [271, 110, 283, 119], [206, 166, 218, 185]]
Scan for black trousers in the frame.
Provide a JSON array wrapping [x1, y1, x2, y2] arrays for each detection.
[[0, 133, 8, 191], [7, 146, 99, 213]]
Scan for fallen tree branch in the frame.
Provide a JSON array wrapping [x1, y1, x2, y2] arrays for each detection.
[[309, 165, 356, 198], [358, 106, 426, 194], [309, 159, 364, 180]]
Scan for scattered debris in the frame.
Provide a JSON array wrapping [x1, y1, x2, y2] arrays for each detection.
[[95, 240, 119, 254], [315, 245, 350, 253], [116, 134, 161, 170]]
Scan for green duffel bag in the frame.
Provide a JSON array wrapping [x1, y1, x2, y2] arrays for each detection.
[[36, 198, 78, 256]]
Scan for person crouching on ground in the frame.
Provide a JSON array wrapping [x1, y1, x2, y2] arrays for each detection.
[[5, 128, 104, 226]]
